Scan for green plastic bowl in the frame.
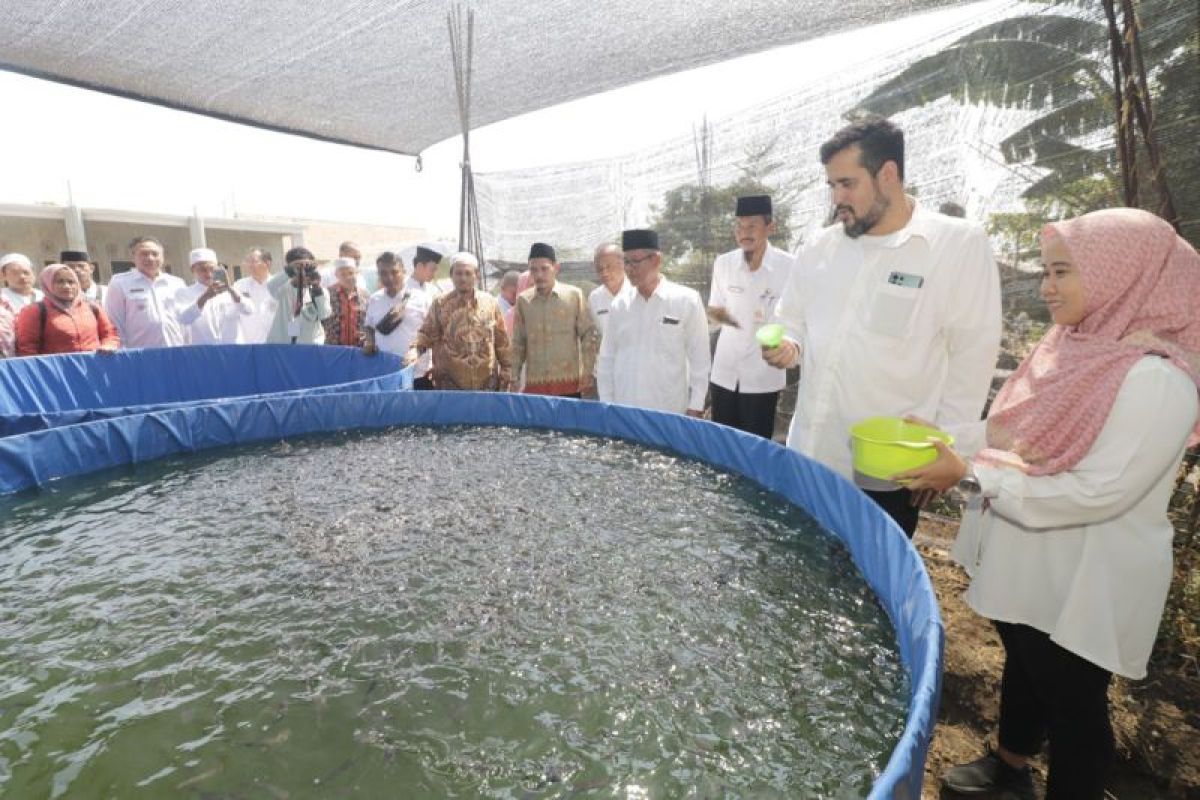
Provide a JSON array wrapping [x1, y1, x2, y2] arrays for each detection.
[[755, 323, 785, 348], [849, 416, 954, 480]]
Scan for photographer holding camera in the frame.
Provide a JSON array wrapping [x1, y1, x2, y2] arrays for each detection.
[[177, 249, 255, 344], [266, 247, 332, 344]]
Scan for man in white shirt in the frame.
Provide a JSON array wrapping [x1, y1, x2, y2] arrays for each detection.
[[61, 251, 106, 304], [0, 253, 42, 310], [104, 236, 189, 348], [764, 117, 1001, 536], [363, 252, 430, 360], [233, 248, 278, 344], [265, 247, 332, 345], [177, 248, 256, 345], [597, 229, 710, 417], [406, 246, 444, 389], [588, 242, 633, 339], [708, 195, 794, 439]]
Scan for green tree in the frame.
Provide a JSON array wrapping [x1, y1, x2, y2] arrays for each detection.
[[988, 174, 1120, 267], [853, 0, 1197, 243], [649, 176, 795, 266]]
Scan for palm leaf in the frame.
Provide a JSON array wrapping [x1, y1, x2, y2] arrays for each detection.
[[1138, 0, 1200, 63], [1000, 97, 1113, 161], [856, 38, 1096, 117], [1024, 139, 1115, 175], [954, 14, 1105, 54], [1022, 159, 1116, 201]]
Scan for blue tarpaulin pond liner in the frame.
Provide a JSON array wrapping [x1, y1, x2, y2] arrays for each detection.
[[0, 344, 410, 436], [0, 391, 943, 798]]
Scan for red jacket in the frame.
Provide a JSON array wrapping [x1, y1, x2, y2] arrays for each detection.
[[15, 300, 121, 356]]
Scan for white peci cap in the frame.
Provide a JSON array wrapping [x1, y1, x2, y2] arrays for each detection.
[[189, 248, 218, 266]]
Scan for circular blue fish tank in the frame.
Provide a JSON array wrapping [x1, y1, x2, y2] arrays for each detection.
[[0, 390, 941, 798], [0, 344, 408, 436]]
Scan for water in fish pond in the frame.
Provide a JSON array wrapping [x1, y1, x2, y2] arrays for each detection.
[[0, 427, 908, 798]]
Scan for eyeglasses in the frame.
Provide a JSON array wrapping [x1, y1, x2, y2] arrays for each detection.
[[623, 253, 656, 267]]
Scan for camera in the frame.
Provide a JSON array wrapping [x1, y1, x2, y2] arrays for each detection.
[[285, 261, 321, 281], [211, 266, 228, 285]]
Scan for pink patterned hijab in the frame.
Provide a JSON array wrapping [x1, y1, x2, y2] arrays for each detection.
[[981, 208, 1200, 475], [40, 263, 85, 312]]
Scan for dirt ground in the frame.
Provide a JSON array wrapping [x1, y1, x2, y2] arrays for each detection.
[[914, 515, 1200, 799]]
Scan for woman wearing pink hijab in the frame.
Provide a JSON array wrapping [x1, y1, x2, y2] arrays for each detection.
[[897, 208, 1200, 799], [14, 264, 120, 356]]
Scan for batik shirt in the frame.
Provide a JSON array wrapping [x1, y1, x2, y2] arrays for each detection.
[[322, 285, 370, 346], [414, 290, 512, 390]]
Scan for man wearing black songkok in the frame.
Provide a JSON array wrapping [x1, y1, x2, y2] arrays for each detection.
[[407, 246, 444, 389], [596, 229, 710, 416], [511, 242, 599, 397], [706, 195, 794, 439], [61, 250, 106, 304]]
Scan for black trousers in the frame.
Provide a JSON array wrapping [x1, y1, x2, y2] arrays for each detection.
[[863, 487, 921, 538], [995, 621, 1114, 800], [709, 383, 778, 440], [414, 376, 434, 390]]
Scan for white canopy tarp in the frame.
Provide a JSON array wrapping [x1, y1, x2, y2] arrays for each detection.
[[0, 0, 959, 155]]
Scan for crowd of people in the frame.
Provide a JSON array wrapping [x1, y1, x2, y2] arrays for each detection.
[[1, 116, 1197, 799]]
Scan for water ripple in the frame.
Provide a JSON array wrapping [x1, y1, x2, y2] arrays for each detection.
[[0, 427, 908, 798]]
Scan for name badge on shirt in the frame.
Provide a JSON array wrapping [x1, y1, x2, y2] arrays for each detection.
[[887, 271, 924, 289], [596, 309, 609, 315], [661, 316, 680, 325], [129, 287, 147, 295], [728, 285, 745, 294]]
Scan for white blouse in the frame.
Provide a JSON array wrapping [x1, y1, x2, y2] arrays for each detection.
[[952, 356, 1199, 678]]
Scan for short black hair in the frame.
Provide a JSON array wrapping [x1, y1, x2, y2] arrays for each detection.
[[285, 246, 315, 264], [248, 247, 273, 263], [376, 251, 401, 268], [819, 117, 905, 181]]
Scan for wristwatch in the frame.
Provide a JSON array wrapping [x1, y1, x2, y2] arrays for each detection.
[[957, 466, 982, 495]]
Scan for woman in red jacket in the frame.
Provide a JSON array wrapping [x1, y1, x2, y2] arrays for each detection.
[[15, 264, 120, 356]]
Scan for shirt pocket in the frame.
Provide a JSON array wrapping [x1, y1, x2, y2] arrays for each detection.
[[655, 315, 685, 353], [866, 283, 921, 339]]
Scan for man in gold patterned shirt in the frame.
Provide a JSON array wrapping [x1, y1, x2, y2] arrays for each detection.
[[406, 252, 512, 391], [511, 242, 600, 398]]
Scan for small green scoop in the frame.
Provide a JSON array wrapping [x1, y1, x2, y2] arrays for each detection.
[[755, 323, 785, 348]]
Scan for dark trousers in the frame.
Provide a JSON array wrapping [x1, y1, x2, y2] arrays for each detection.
[[863, 488, 921, 538], [995, 621, 1114, 800], [709, 383, 778, 440], [414, 376, 434, 390]]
